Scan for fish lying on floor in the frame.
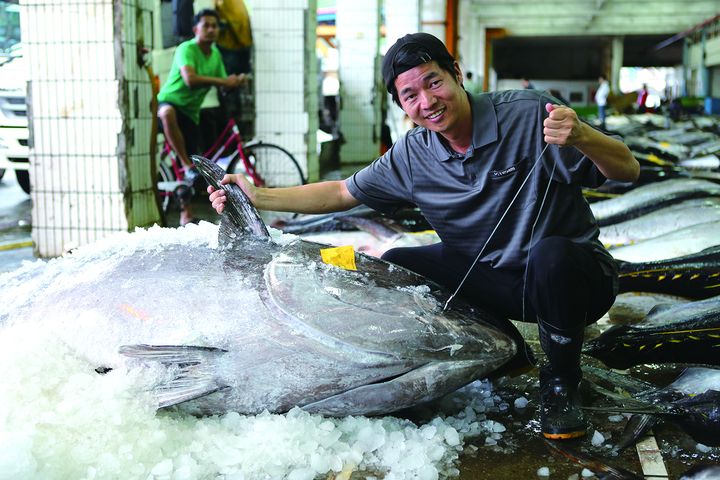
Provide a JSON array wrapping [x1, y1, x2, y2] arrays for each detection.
[[599, 197, 720, 247], [584, 365, 720, 451], [583, 295, 720, 369], [300, 217, 440, 258], [590, 178, 720, 226], [607, 292, 690, 325], [608, 221, 720, 263], [616, 246, 720, 299]]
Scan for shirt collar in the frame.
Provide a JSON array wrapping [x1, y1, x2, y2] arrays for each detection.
[[429, 92, 499, 162]]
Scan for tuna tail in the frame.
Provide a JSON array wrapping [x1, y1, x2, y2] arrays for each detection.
[[543, 439, 643, 480], [191, 155, 270, 242], [119, 344, 229, 408], [613, 414, 658, 453], [582, 325, 632, 367]]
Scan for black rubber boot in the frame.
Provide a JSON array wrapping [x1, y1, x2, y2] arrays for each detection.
[[540, 377, 586, 439], [538, 321, 587, 439]]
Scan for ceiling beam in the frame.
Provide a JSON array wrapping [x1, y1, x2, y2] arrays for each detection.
[[469, 0, 720, 36]]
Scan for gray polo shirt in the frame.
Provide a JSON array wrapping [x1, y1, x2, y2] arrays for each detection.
[[346, 89, 617, 283]]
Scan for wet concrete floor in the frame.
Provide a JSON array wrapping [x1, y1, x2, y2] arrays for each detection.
[[1, 173, 718, 478]]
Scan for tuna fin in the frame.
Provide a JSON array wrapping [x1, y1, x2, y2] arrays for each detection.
[[119, 344, 229, 408], [191, 155, 270, 241], [646, 302, 676, 316]]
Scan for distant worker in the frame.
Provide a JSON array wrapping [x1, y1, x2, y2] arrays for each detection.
[[637, 83, 649, 113], [157, 9, 246, 226], [215, 0, 253, 75], [464, 71, 481, 95], [595, 74, 610, 129], [521, 77, 535, 89]]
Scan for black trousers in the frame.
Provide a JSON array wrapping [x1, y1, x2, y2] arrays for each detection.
[[381, 236, 617, 384]]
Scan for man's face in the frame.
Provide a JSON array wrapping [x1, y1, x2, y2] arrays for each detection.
[[194, 15, 219, 43], [394, 61, 468, 137]]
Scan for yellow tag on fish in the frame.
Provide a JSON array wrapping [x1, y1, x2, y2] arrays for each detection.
[[320, 245, 357, 271]]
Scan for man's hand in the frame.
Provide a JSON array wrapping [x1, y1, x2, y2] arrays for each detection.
[[223, 73, 249, 90], [207, 173, 255, 214], [543, 103, 587, 147]]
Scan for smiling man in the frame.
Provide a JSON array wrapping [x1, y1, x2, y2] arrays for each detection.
[[208, 33, 639, 440]]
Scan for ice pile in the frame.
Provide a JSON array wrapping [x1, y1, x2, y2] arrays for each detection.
[[0, 324, 507, 480], [0, 223, 511, 480]]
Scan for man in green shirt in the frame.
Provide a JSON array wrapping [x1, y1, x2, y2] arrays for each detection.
[[157, 8, 246, 225]]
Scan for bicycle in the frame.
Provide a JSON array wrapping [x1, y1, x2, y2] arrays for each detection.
[[156, 118, 307, 214]]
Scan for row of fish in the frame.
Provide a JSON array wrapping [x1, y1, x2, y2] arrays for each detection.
[[579, 118, 720, 466]]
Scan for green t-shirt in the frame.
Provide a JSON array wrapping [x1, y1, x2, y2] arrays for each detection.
[[157, 40, 227, 124]]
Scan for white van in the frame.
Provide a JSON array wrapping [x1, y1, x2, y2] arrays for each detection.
[[0, 1, 29, 194]]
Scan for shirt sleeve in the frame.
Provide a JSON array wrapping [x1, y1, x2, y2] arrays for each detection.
[[345, 139, 414, 214], [176, 42, 197, 69], [544, 137, 608, 188], [537, 93, 611, 188]]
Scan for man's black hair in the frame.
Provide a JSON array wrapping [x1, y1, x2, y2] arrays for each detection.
[[382, 33, 457, 106], [193, 8, 220, 26]]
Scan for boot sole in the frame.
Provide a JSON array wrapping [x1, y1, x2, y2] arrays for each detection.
[[542, 430, 586, 440]]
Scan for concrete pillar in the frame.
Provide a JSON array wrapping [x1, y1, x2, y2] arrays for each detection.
[[21, 0, 160, 258], [336, 0, 381, 164], [421, 0, 446, 42], [384, 0, 420, 142], [457, 8, 485, 91], [247, 0, 318, 181], [611, 36, 624, 95], [700, 30, 710, 97]]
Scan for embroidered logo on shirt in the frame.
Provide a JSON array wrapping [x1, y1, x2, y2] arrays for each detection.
[[489, 166, 517, 178]]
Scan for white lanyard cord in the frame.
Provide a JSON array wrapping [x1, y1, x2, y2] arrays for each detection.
[[521, 160, 557, 321], [442, 143, 552, 312]]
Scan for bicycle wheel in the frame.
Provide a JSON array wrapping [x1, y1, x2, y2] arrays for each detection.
[[156, 160, 175, 214], [228, 143, 306, 188]]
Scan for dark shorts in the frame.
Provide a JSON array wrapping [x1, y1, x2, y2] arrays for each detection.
[[158, 102, 201, 155]]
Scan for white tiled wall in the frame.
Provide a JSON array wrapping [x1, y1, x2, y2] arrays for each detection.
[[336, 0, 381, 164], [249, 0, 318, 182], [22, 0, 160, 257]]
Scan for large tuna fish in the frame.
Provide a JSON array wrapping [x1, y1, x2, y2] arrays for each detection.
[[0, 156, 517, 418], [273, 205, 431, 235], [608, 221, 720, 263], [301, 217, 440, 259], [583, 295, 720, 369], [616, 246, 720, 299], [590, 178, 720, 226], [599, 197, 720, 247]]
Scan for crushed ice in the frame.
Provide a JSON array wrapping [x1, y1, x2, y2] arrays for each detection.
[[0, 223, 511, 480]]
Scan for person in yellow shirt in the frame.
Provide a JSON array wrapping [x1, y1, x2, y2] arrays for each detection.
[[215, 0, 253, 75]]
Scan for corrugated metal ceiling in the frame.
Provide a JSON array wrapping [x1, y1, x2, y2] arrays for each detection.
[[469, 0, 719, 36]]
